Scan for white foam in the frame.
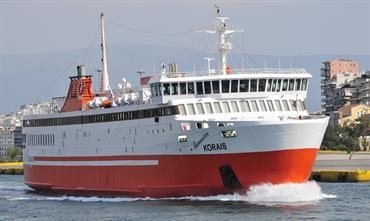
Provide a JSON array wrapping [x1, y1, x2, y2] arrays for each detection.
[[178, 181, 337, 206], [5, 181, 336, 206], [0, 185, 33, 192]]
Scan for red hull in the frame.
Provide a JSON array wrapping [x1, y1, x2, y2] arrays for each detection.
[[24, 148, 318, 198]]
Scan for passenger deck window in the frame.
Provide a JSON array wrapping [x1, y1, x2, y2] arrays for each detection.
[[267, 100, 274, 111], [214, 102, 222, 113], [259, 100, 267, 112], [250, 100, 259, 112], [239, 79, 249, 92], [239, 100, 251, 112], [204, 102, 213, 114], [196, 82, 204, 95], [250, 79, 257, 92], [187, 104, 196, 115], [178, 104, 186, 115], [296, 100, 303, 111], [180, 83, 186, 95], [290, 100, 297, 111], [196, 103, 205, 114], [188, 82, 195, 94], [204, 81, 212, 94], [301, 100, 307, 110], [231, 101, 239, 112], [258, 79, 266, 92], [231, 80, 238, 93], [222, 80, 230, 93], [222, 102, 231, 113], [212, 81, 220, 93], [282, 100, 290, 111], [274, 100, 282, 111]]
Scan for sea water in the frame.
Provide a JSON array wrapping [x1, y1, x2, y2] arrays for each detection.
[[0, 175, 369, 221]]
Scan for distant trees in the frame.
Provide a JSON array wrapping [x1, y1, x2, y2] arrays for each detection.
[[0, 146, 23, 162], [321, 116, 370, 151]]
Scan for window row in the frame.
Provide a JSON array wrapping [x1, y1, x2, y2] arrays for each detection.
[[177, 99, 306, 115], [24, 106, 179, 127], [151, 78, 308, 97], [27, 134, 55, 146]]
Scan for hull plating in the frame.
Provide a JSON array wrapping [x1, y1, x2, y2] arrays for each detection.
[[24, 148, 318, 198]]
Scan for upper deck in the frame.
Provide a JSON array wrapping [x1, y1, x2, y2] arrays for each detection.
[[150, 68, 312, 104]]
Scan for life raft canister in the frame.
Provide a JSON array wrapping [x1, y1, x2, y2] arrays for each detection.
[[226, 66, 231, 74]]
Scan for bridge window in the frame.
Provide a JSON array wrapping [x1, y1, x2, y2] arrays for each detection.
[[212, 81, 220, 93], [258, 79, 266, 92], [163, 83, 170, 95], [302, 79, 308, 90], [222, 102, 231, 113], [250, 79, 257, 92], [271, 79, 276, 92], [180, 83, 186, 95], [157, 84, 162, 96], [288, 79, 294, 91], [204, 81, 212, 94], [187, 104, 195, 115], [171, 83, 179, 95], [282, 79, 288, 91], [259, 100, 267, 112], [250, 100, 259, 112], [239, 79, 249, 92], [188, 82, 194, 94], [214, 102, 222, 113], [196, 82, 204, 95], [266, 79, 272, 91], [222, 80, 230, 93], [239, 100, 251, 112], [231, 80, 238, 93], [204, 102, 213, 114], [295, 79, 301, 91], [276, 79, 281, 92]]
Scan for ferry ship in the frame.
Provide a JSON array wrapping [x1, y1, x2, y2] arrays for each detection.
[[23, 9, 329, 197]]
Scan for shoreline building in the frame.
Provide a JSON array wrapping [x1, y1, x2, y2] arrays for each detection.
[[321, 59, 359, 114], [0, 113, 23, 156]]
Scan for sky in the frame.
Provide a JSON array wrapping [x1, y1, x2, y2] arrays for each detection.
[[0, 0, 370, 114]]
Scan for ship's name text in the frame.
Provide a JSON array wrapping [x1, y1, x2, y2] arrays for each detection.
[[203, 143, 227, 152]]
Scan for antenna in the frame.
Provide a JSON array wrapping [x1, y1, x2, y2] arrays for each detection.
[[100, 12, 110, 94], [204, 7, 243, 75], [204, 57, 214, 76]]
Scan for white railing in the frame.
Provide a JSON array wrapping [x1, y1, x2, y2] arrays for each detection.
[[165, 68, 308, 78]]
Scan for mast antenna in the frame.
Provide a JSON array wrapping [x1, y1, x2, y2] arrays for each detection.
[[205, 6, 243, 75], [100, 12, 110, 95]]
